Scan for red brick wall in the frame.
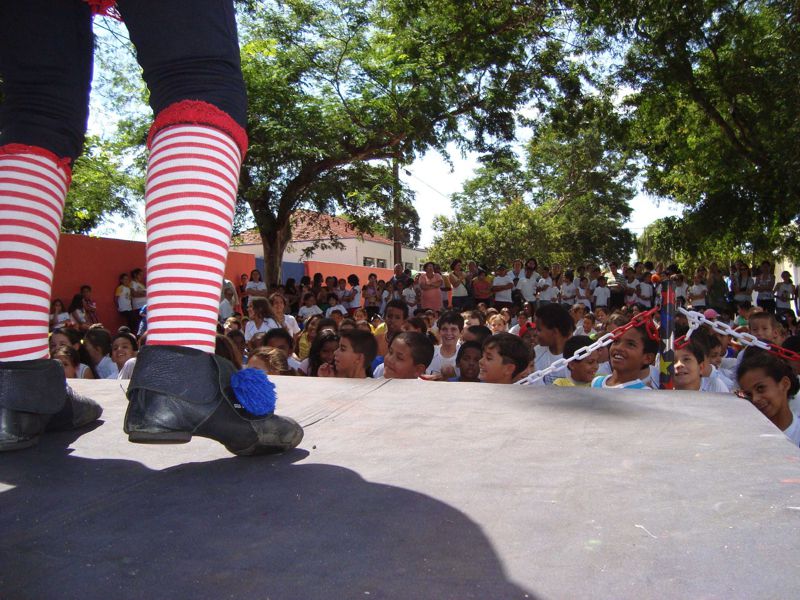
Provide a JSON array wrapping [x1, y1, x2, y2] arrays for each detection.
[[51, 234, 255, 331]]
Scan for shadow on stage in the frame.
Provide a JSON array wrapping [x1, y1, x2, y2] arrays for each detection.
[[0, 426, 536, 599]]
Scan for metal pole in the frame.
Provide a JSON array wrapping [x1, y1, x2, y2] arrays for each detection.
[[659, 278, 675, 390]]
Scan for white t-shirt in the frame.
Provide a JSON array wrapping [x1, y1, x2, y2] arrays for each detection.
[[219, 298, 235, 321], [279, 314, 301, 337], [298, 304, 323, 321], [426, 344, 460, 376], [131, 280, 147, 310], [700, 374, 731, 393], [347, 286, 362, 310], [576, 287, 592, 309], [675, 282, 689, 301], [401, 287, 417, 306], [245, 281, 267, 295], [775, 282, 794, 309], [592, 286, 611, 307], [623, 279, 639, 305], [533, 346, 566, 379], [51, 311, 71, 328], [756, 275, 775, 301], [492, 274, 515, 303], [537, 277, 558, 302], [560, 281, 577, 305], [244, 317, 280, 342], [516, 276, 538, 302], [96, 355, 119, 379], [116, 285, 132, 312], [783, 413, 800, 446], [637, 282, 653, 306], [325, 305, 348, 318], [689, 284, 707, 308]]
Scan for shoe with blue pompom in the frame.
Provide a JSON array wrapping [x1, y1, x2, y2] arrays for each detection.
[[123, 345, 303, 456]]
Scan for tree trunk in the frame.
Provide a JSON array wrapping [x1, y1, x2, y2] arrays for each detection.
[[258, 214, 292, 286]]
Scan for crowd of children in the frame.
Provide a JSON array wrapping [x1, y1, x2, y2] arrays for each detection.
[[45, 259, 800, 447]]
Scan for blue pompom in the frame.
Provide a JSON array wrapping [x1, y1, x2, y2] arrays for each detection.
[[230, 369, 276, 416]]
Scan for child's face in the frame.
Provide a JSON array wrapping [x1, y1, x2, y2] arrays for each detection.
[[738, 368, 792, 422], [111, 337, 136, 369], [610, 329, 654, 376], [535, 321, 556, 347], [266, 336, 291, 356], [334, 337, 362, 377], [707, 345, 724, 368], [385, 307, 405, 334], [49, 332, 73, 356], [57, 356, 77, 379], [319, 340, 338, 366], [489, 318, 507, 334], [331, 311, 344, 325], [674, 348, 703, 391], [457, 347, 482, 381], [568, 353, 599, 383], [384, 339, 422, 379], [439, 323, 461, 346], [479, 344, 514, 384], [749, 320, 779, 344], [582, 317, 594, 333], [402, 321, 422, 333]]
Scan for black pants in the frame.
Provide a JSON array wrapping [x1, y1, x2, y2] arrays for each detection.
[[0, 0, 247, 162]]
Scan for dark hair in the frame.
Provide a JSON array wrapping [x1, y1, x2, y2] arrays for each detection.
[[385, 299, 409, 319], [226, 329, 245, 344], [782, 335, 800, 355], [215, 334, 242, 370], [53, 345, 80, 367], [437, 310, 464, 330], [68, 293, 84, 313], [250, 297, 275, 321], [264, 327, 293, 348], [535, 303, 573, 338], [737, 350, 799, 397], [302, 292, 316, 302], [51, 327, 81, 347], [450, 259, 462, 270], [392, 332, 434, 368], [563, 335, 593, 360], [405, 317, 428, 334], [482, 332, 529, 377], [456, 340, 483, 363], [84, 327, 112, 356], [464, 324, 492, 346], [467, 310, 486, 326], [347, 274, 360, 286], [316, 317, 338, 333], [340, 329, 378, 371], [308, 330, 340, 377], [131, 268, 143, 279], [112, 331, 138, 352], [631, 324, 660, 355], [677, 338, 706, 365]]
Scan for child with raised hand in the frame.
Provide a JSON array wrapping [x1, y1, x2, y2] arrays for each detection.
[[382, 332, 434, 379], [592, 323, 659, 389], [479, 333, 530, 384], [736, 350, 800, 446], [553, 336, 598, 387], [318, 329, 377, 379]]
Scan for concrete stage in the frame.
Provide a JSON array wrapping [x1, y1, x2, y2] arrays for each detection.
[[2, 378, 799, 599]]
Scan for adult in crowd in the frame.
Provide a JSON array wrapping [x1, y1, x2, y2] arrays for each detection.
[[448, 259, 470, 310], [419, 261, 444, 311]]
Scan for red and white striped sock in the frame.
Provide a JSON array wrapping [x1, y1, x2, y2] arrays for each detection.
[[0, 145, 69, 362], [144, 107, 245, 353]]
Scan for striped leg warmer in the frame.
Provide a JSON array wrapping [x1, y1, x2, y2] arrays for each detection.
[[0, 145, 69, 361], [144, 102, 246, 353]]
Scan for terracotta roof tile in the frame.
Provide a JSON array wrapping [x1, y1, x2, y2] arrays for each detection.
[[233, 210, 393, 246]]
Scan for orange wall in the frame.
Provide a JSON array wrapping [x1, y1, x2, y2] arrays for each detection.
[[52, 234, 255, 331], [303, 260, 395, 287]]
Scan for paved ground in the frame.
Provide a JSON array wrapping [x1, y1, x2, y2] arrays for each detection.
[[2, 378, 799, 599]]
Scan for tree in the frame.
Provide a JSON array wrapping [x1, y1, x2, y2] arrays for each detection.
[[62, 136, 143, 234], [238, 0, 560, 282], [574, 0, 800, 257], [428, 80, 637, 268]]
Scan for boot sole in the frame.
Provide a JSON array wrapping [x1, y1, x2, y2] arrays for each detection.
[[0, 435, 40, 452], [128, 430, 192, 444]]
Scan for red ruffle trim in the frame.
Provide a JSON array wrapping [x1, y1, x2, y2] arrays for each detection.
[[84, 0, 122, 21], [0, 144, 73, 185], [148, 100, 248, 159]]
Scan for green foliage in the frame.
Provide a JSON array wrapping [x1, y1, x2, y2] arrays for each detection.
[[576, 0, 800, 258], [238, 0, 559, 281], [62, 136, 142, 233], [429, 84, 637, 268]]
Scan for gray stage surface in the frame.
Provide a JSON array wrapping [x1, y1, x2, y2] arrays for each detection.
[[2, 378, 799, 599]]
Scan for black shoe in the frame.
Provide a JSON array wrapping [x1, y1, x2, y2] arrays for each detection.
[[0, 358, 102, 452], [124, 345, 303, 456]]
